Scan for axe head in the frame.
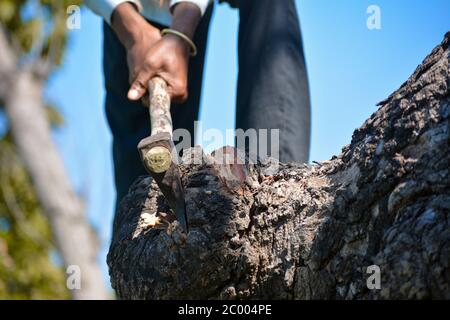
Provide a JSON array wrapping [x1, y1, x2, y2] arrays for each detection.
[[137, 132, 188, 233]]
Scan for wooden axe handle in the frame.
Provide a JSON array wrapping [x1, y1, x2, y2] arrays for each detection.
[[148, 77, 173, 136], [144, 77, 173, 173]]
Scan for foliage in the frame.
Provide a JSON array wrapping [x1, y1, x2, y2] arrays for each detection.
[[0, 0, 82, 299], [0, 0, 82, 66], [0, 133, 69, 299]]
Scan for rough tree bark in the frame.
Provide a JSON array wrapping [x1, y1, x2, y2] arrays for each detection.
[[0, 26, 109, 299], [108, 33, 450, 299]]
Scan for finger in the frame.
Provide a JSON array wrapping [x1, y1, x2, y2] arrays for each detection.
[[128, 70, 154, 101], [171, 91, 188, 104], [128, 68, 138, 85], [168, 78, 188, 103], [128, 81, 146, 101]]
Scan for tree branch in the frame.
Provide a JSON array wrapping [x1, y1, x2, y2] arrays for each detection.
[[1, 21, 109, 299], [0, 24, 18, 100], [108, 33, 450, 299]]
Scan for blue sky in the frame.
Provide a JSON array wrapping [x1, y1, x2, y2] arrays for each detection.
[[4, 1, 449, 289]]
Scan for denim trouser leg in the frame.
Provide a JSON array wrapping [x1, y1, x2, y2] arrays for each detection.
[[236, 0, 311, 163], [103, 6, 214, 213]]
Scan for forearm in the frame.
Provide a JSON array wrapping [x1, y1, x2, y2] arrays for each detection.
[[111, 2, 159, 49], [170, 2, 202, 40]]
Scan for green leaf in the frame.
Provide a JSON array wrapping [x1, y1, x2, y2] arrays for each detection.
[[45, 104, 64, 127]]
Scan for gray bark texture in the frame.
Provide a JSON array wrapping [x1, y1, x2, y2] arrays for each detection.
[[108, 33, 450, 300]]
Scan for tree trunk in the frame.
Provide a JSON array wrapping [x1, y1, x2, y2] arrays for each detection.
[[108, 33, 450, 299], [0, 27, 109, 300]]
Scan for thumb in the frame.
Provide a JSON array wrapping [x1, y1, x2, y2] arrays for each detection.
[[128, 69, 154, 101]]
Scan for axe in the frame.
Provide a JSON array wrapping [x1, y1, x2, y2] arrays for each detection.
[[137, 77, 188, 233]]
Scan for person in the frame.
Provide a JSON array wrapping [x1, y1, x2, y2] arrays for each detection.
[[85, 0, 311, 209]]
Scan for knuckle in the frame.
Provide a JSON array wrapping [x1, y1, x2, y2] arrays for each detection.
[[137, 72, 151, 85], [133, 78, 147, 91], [145, 56, 158, 69]]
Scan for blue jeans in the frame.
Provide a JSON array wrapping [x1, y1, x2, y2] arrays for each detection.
[[103, 0, 311, 210]]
